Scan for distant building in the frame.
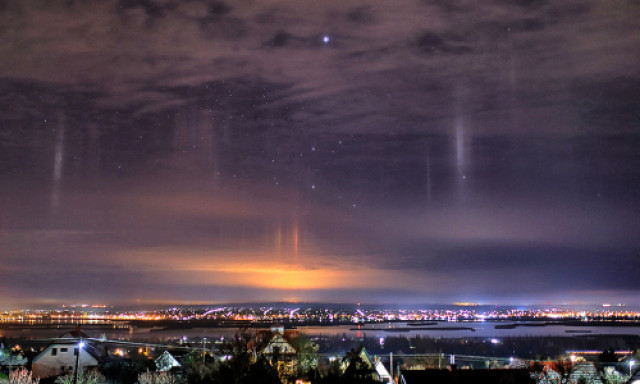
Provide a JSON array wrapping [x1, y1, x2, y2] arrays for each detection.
[[32, 329, 107, 378], [507, 358, 529, 370]]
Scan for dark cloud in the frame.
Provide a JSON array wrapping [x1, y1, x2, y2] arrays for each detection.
[[345, 6, 373, 24], [573, 77, 640, 132], [117, 0, 170, 18], [413, 31, 473, 55], [265, 30, 293, 48]]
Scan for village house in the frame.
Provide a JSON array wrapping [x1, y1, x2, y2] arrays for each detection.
[[0, 353, 28, 372], [31, 328, 107, 378], [155, 350, 182, 372], [253, 325, 299, 379]]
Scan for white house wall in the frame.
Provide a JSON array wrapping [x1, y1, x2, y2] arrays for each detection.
[[32, 344, 98, 379]]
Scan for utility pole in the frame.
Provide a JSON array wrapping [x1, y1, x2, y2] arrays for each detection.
[[73, 339, 84, 384], [202, 338, 208, 362]]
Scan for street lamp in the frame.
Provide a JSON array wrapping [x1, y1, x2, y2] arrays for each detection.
[[630, 360, 636, 376], [73, 339, 84, 384]]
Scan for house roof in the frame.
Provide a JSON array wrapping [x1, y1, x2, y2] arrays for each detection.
[[343, 346, 372, 368], [59, 327, 92, 339], [628, 371, 640, 384], [0, 354, 28, 367], [250, 328, 299, 352], [401, 369, 535, 384], [375, 360, 391, 379], [156, 351, 182, 371], [34, 328, 109, 364]]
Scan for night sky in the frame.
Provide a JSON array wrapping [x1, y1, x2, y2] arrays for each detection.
[[1, 0, 640, 308]]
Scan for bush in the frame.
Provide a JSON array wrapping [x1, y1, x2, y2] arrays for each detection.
[[8, 368, 39, 384], [54, 369, 107, 384]]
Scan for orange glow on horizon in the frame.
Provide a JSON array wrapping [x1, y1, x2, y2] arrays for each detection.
[[114, 247, 431, 292], [197, 263, 363, 290]]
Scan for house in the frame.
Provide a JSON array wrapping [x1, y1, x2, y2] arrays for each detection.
[[400, 368, 535, 384], [537, 361, 604, 384], [569, 362, 604, 384], [32, 329, 107, 378], [340, 346, 381, 382], [374, 359, 392, 383], [538, 364, 563, 384], [341, 346, 373, 372], [507, 358, 529, 370], [0, 353, 28, 371], [253, 325, 299, 379], [628, 370, 640, 384], [155, 351, 181, 372]]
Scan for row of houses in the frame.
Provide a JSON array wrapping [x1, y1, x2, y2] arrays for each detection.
[[1, 327, 632, 384], [4, 326, 289, 378], [1, 325, 394, 383]]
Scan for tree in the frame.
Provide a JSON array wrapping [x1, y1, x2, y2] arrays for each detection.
[[599, 349, 618, 364], [214, 327, 283, 384], [402, 355, 439, 370], [602, 367, 626, 384], [339, 348, 379, 384], [182, 352, 216, 384], [243, 357, 281, 384], [290, 333, 319, 379], [543, 358, 577, 384], [216, 328, 256, 384], [99, 351, 156, 384]]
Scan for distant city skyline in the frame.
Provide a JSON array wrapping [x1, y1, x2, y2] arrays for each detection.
[[1, 0, 639, 307]]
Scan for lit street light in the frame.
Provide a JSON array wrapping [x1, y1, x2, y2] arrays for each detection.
[[73, 339, 84, 384], [630, 360, 636, 376]]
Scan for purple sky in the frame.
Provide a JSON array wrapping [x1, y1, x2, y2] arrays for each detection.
[[1, 0, 640, 308]]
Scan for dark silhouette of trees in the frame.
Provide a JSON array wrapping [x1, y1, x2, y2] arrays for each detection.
[[100, 351, 156, 384], [181, 328, 280, 384], [337, 348, 380, 384], [599, 349, 618, 364], [290, 333, 319, 380], [182, 352, 216, 384]]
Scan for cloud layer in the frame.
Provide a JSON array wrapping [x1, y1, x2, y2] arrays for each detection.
[[1, 0, 639, 307]]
